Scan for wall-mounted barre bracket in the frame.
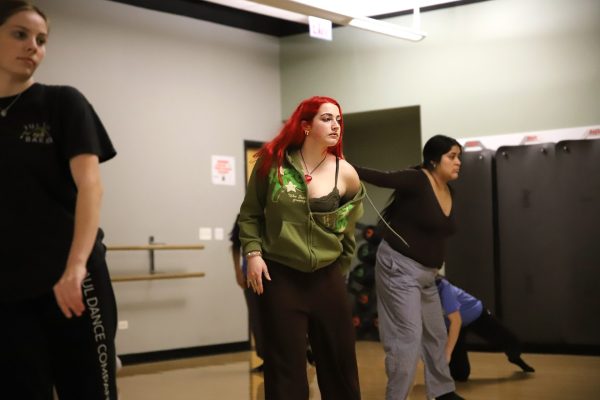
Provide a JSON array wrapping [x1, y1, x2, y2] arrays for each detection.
[[111, 271, 206, 283], [106, 235, 205, 276]]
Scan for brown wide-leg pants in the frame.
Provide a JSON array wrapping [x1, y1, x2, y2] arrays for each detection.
[[259, 259, 361, 400]]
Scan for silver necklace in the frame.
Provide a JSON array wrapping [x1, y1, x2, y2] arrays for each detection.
[[0, 91, 24, 117]]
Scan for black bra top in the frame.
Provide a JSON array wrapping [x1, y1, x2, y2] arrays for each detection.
[[309, 157, 341, 212]]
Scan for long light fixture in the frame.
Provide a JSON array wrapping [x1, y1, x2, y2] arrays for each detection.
[[348, 13, 425, 41], [203, 0, 309, 24], [248, 0, 427, 41]]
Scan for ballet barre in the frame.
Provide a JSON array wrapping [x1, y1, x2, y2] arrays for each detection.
[[107, 236, 205, 282], [107, 244, 205, 251], [111, 271, 205, 282]]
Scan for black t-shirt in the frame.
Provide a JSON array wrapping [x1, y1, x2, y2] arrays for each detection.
[[0, 83, 116, 302], [354, 166, 457, 269]]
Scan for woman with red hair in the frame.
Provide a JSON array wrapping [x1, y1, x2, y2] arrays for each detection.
[[239, 96, 364, 399]]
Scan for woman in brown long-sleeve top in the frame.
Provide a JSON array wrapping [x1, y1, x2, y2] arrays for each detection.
[[354, 135, 464, 400]]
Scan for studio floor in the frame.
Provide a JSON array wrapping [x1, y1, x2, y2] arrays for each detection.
[[117, 341, 600, 399]]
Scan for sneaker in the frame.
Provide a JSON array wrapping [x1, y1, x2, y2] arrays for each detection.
[[508, 356, 535, 372]]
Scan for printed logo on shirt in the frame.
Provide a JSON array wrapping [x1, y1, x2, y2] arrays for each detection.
[[269, 165, 307, 204], [19, 123, 53, 144], [312, 203, 354, 233]]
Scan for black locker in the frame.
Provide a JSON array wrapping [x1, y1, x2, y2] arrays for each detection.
[[446, 149, 496, 314], [554, 140, 600, 346], [495, 143, 563, 344], [442, 140, 599, 350]]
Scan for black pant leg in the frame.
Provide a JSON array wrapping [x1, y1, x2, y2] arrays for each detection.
[[260, 261, 311, 400], [307, 263, 361, 400], [449, 327, 470, 381], [469, 309, 522, 359], [49, 256, 118, 400], [0, 298, 54, 400], [244, 287, 265, 360]]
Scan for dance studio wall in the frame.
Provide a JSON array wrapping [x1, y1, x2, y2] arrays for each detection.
[[279, 0, 600, 144], [343, 106, 423, 225], [446, 140, 600, 351], [34, 0, 282, 355]]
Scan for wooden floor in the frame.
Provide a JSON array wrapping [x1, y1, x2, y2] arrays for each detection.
[[118, 341, 600, 399]]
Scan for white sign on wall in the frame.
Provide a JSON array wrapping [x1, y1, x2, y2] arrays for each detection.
[[309, 16, 332, 41], [211, 155, 235, 186]]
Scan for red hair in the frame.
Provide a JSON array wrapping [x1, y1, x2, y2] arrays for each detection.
[[256, 96, 345, 181]]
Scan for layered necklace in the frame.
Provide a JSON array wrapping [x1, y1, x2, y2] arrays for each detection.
[[0, 91, 24, 118], [299, 150, 327, 183]]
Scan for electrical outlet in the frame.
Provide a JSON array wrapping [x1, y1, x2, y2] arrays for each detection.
[[118, 320, 129, 330], [199, 227, 212, 240]]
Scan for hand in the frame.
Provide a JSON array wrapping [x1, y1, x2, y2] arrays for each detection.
[[246, 256, 271, 295], [53, 262, 87, 318], [445, 349, 452, 363]]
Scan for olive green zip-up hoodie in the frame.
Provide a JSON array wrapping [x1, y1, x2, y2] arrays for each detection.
[[239, 150, 365, 274]]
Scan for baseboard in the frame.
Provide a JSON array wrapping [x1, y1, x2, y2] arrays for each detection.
[[119, 341, 251, 365]]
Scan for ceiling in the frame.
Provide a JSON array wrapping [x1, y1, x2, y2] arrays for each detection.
[[107, 0, 489, 37]]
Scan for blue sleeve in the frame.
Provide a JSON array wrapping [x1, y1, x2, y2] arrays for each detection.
[[438, 279, 460, 315]]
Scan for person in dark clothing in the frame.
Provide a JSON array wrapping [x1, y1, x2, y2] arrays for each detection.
[[230, 215, 265, 373], [354, 135, 464, 400], [436, 276, 535, 381], [0, 2, 118, 399]]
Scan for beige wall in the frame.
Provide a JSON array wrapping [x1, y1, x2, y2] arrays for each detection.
[[280, 0, 600, 143], [29, 0, 600, 356], [34, 0, 281, 355], [343, 106, 422, 225]]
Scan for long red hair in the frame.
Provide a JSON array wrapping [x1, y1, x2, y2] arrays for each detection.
[[256, 96, 345, 180]]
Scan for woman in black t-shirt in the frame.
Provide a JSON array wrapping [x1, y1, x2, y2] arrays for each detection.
[[0, 2, 118, 399], [354, 135, 464, 400]]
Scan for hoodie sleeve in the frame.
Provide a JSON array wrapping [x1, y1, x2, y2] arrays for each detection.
[[238, 158, 269, 255], [337, 184, 365, 274]]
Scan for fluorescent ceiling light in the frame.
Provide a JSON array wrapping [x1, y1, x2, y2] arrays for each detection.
[[348, 16, 425, 41], [248, 0, 427, 41], [204, 0, 308, 23], [333, 0, 464, 17], [207, 1, 463, 21]]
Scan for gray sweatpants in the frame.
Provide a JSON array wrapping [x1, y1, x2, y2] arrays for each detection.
[[375, 240, 455, 399]]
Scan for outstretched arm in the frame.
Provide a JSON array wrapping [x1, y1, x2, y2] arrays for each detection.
[[353, 164, 422, 190]]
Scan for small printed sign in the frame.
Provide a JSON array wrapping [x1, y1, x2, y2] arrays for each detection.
[[309, 16, 332, 41], [211, 155, 235, 186]]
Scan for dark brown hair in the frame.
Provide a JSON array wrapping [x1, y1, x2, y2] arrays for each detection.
[[0, 1, 48, 27]]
